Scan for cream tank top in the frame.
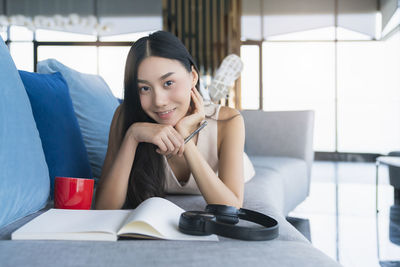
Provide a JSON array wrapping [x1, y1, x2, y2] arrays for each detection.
[[163, 102, 220, 195]]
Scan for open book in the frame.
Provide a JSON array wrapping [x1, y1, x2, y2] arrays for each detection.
[[11, 197, 218, 242]]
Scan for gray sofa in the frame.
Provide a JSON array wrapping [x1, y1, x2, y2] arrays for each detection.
[[0, 109, 341, 267]]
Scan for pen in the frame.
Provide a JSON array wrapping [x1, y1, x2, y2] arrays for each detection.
[[166, 121, 208, 158], [184, 120, 208, 144]]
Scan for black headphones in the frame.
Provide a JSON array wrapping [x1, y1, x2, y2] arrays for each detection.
[[178, 204, 279, 241]]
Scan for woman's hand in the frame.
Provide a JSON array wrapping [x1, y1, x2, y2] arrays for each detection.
[[175, 87, 205, 138], [128, 122, 185, 157]]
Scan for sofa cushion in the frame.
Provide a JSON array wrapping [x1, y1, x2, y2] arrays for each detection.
[[37, 59, 119, 178], [250, 156, 309, 215], [0, 37, 50, 228], [18, 71, 93, 199]]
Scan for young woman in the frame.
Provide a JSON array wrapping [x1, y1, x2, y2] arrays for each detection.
[[94, 31, 245, 210]]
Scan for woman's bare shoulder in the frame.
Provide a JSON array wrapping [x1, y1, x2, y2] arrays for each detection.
[[218, 106, 242, 121], [217, 106, 244, 150]]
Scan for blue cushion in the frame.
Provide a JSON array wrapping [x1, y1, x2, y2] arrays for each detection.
[[18, 71, 93, 199], [37, 59, 119, 178], [0, 37, 50, 228]]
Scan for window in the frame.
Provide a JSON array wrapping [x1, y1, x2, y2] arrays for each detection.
[[35, 29, 96, 42], [98, 46, 131, 99], [9, 26, 33, 71], [37, 45, 98, 75], [0, 29, 7, 40], [4, 18, 160, 98], [10, 42, 34, 71], [240, 7, 400, 154], [34, 29, 153, 98], [337, 33, 400, 154], [262, 41, 336, 152], [9, 26, 33, 41], [240, 45, 260, 110]]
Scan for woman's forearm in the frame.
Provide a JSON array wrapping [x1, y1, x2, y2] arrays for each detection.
[[94, 132, 138, 210], [183, 140, 242, 208]]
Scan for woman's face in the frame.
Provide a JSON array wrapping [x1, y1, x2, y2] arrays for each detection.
[[137, 56, 198, 126]]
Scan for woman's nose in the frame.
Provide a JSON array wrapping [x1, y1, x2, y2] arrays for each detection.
[[153, 88, 169, 107]]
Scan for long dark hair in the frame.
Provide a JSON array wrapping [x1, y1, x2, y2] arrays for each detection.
[[121, 31, 200, 208]]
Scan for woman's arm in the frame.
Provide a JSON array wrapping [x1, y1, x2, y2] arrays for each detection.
[[94, 105, 139, 209], [95, 105, 185, 210], [183, 108, 245, 209]]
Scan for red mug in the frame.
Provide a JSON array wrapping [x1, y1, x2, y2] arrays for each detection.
[[54, 177, 94, 209]]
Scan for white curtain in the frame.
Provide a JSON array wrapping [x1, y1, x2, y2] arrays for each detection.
[[242, 0, 379, 40], [97, 0, 162, 36], [1, 0, 162, 36]]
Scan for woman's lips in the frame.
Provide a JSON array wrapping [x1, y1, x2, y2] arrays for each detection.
[[156, 108, 176, 120]]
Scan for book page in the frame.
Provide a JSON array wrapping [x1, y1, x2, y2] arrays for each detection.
[[12, 209, 131, 241], [117, 197, 218, 241]]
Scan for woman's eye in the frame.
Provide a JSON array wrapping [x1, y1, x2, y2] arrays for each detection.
[[139, 86, 150, 93], [164, 80, 174, 87]]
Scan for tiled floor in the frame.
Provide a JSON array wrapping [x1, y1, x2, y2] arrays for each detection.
[[289, 161, 400, 267]]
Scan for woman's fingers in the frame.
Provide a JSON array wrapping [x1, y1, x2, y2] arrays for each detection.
[[156, 127, 185, 156], [135, 123, 185, 156], [178, 143, 185, 156], [193, 87, 204, 103], [161, 135, 175, 153], [168, 135, 181, 155], [190, 91, 201, 115], [192, 88, 204, 109], [155, 140, 168, 154], [171, 127, 185, 145], [167, 128, 184, 155], [172, 128, 185, 156], [191, 88, 205, 121], [173, 87, 206, 139]]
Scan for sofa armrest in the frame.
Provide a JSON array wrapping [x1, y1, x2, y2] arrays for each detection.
[[241, 109, 315, 178]]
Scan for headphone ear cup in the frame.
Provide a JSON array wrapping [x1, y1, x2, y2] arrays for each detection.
[[178, 211, 215, 236], [205, 204, 239, 224]]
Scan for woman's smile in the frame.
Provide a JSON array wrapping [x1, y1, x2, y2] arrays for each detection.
[[156, 108, 176, 120]]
